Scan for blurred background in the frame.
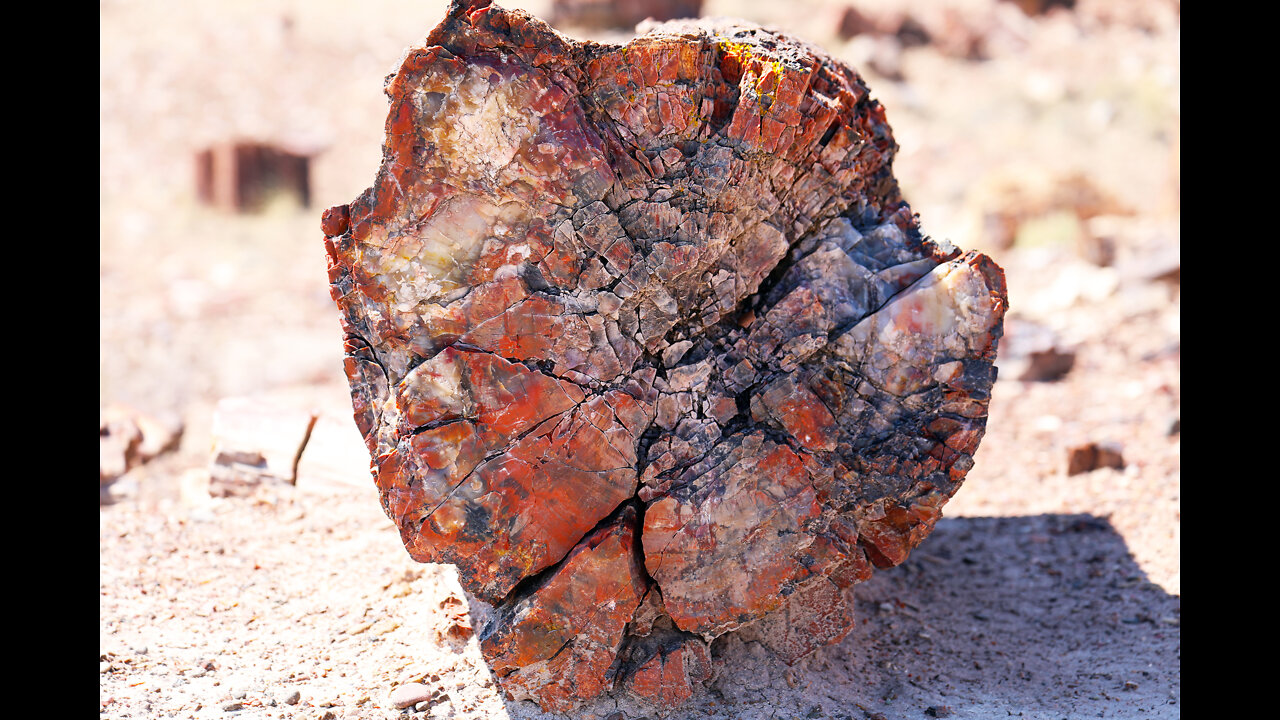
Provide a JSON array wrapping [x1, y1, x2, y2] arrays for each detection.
[[100, 0, 1178, 590]]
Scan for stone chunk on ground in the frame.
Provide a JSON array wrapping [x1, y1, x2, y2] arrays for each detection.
[[100, 405, 184, 503], [323, 0, 1007, 710], [1067, 441, 1125, 475], [208, 397, 317, 497]]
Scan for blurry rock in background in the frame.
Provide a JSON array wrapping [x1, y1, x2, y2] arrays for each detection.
[[100, 410, 144, 489], [999, 0, 1181, 34], [963, 169, 1130, 259], [835, 0, 1036, 76], [1000, 0, 1074, 17], [836, 5, 930, 46], [195, 141, 315, 214], [997, 318, 1077, 382], [209, 396, 317, 497], [1074, 0, 1179, 33], [1066, 441, 1125, 475], [294, 412, 376, 493], [1019, 347, 1076, 383], [835, 6, 929, 80], [551, 0, 701, 30], [206, 392, 374, 499], [100, 405, 185, 504]]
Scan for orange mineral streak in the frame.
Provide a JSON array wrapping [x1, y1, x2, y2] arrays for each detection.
[[398, 393, 640, 600], [373, 344, 649, 601], [761, 377, 840, 453], [857, 494, 945, 569], [481, 511, 647, 713]]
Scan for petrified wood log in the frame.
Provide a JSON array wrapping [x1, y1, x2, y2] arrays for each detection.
[[322, 0, 1007, 712]]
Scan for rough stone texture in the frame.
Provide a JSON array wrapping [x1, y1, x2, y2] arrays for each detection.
[[479, 507, 648, 712], [322, 0, 1007, 711]]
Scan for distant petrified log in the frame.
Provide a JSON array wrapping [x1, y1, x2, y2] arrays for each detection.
[[550, 0, 702, 30], [836, 5, 930, 46], [196, 141, 312, 213], [323, 0, 1006, 712], [100, 405, 184, 491]]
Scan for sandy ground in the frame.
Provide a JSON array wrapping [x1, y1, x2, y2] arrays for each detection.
[[100, 0, 1179, 717]]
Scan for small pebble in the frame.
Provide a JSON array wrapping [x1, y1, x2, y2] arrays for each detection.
[[318, 711, 336, 720], [282, 689, 302, 705], [925, 706, 952, 718], [1123, 681, 1139, 691], [222, 701, 243, 712], [390, 682, 434, 709]]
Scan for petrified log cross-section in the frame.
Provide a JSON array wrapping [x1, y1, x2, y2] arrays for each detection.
[[322, 0, 1007, 712]]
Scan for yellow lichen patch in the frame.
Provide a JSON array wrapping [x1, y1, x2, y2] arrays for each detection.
[[716, 40, 786, 111]]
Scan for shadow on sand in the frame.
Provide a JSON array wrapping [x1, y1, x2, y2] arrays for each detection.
[[491, 513, 1180, 720]]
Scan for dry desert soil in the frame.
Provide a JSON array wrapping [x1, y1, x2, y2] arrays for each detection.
[[100, 0, 1179, 717]]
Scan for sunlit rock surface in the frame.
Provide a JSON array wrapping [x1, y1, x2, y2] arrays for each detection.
[[323, 0, 1007, 711]]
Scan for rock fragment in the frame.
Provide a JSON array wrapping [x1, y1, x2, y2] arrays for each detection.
[[1020, 347, 1076, 382], [293, 411, 376, 492], [619, 626, 713, 708], [100, 409, 143, 487], [836, 5, 930, 46], [324, 0, 1007, 710], [100, 405, 184, 487], [390, 683, 433, 709], [1066, 441, 1125, 475], [208, 397, 317, 497], [100, 405, 185, 504]]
